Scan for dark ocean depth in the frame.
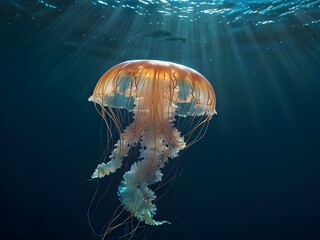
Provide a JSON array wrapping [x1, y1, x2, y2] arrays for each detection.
[[1, 0, 320, 240]]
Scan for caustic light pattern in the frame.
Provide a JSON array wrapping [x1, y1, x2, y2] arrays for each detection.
[[89, 59, 216, 226]]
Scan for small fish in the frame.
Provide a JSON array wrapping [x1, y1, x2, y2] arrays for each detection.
[[63, 41, 80, 48], [142, 30, 173, 39], [142, 30, 187, 43], [165, 36, 186, 43], [15, 13, 21, 19]]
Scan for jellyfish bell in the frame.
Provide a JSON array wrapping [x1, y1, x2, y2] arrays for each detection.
[[89, 60, 216, 229]]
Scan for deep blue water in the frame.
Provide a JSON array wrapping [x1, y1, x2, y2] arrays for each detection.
[[1, 0, 320, 240]]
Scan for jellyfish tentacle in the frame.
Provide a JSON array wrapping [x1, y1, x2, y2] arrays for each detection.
[[118, 133, 165, 225], [91, 122, 143, 178], [117, 100, 186, 225]]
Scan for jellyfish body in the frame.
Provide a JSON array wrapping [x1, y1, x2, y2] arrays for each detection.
[[89, 60, 216, 226]]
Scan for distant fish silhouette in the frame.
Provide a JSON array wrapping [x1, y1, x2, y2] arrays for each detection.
[[62, 39, 118, 59], [143, 30, 172, 39], [165, 36, 186, 43], [142, 30, 187, 43], [63, 41, 80, 48]]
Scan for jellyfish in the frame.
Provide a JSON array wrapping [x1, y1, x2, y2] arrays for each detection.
[[89, 60, 216, 227]]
